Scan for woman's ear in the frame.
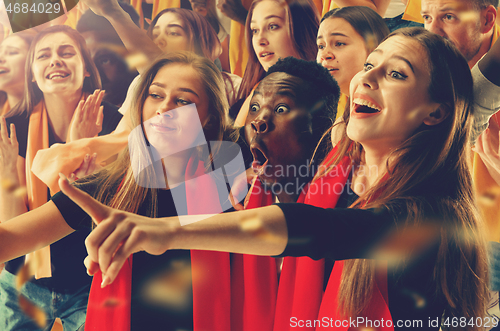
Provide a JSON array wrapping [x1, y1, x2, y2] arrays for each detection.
[[84, 68, 91, 78], [423, 104, 450, 126]]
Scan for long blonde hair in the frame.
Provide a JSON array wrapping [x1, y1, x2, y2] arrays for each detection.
[[79, 52, 228, 217], [319, 28, 488, 328]]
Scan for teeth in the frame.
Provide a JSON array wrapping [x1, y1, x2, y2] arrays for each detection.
[[261, 53, 272, 57], [48, 73, 69, 79], [353, 98, 381, 111]]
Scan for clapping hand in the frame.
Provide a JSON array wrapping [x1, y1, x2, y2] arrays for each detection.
[[68, 90, 105, 143], [0, 117, 19, 178]]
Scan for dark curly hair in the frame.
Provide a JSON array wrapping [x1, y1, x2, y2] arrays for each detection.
[[266, 56, 340, 163]]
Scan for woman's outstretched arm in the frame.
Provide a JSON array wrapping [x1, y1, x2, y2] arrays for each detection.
[[58, 174, 288, 286], [59, 174, 411, 287], [0, 201, 75, 263]]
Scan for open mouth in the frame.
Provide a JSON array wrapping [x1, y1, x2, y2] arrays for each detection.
[[353, 98, 382, 114], [260, 52, 274, 59], [47, 72, 70, 80], [0, 68, 9, 74], [250, 146, 269, 174]]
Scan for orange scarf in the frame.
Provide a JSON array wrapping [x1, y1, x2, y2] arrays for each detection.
[[402, 0, 424, 24], [128, 0, 178, 29], [26, 93, 92, 278], [24, 101, 52, 279], [229, 0, 253, 77]]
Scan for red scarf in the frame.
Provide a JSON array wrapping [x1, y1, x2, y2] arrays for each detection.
[[273, 147, 393, 330], [192, 175, 279, 331], [229, 176, 279, 331], [84, 155, 229, 331]]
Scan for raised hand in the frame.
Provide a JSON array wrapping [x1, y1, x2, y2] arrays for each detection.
[[217, 0, 248, 25], [58, 174, 175, 287], [0, 117, 19, 178], [68, 90, 105, 143], [81, 0, 121, 17]]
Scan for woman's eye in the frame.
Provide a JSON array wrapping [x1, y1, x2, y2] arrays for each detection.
[[363, 62, 374, 71], [390, 71, 407, 80], [335, 42, 346, 47], [275, 105, 289, 114], [149, 93, 163, 99], [251, 28, 258, 35], [250, 104, 259, 112], [37, 54, 48, 60], [269, 24, 279, 30], [317, 44, 324, 50], [177, 99, 190, 105], [7, 51, 19, 56]]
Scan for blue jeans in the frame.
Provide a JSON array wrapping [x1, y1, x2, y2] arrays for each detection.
[[0, 269, 89, 331]]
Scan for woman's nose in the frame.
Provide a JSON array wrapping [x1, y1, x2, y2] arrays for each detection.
[[318, 47, 334, 62], [156, 97, 177, 116], [256, 31, 269, 46], [156, 36, 166, 48], [358, 69, 379, 90], [49, 54, 63, 67]]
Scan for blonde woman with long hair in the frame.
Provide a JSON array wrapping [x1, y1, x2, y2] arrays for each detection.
[[0, 52, 232, 331]]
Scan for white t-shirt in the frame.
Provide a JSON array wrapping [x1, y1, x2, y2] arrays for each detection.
[[384, 0, 406, 18]]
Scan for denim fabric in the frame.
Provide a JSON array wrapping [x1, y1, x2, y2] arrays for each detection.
[[0, 269, 89, 331], [490, 241, 500, 291]]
